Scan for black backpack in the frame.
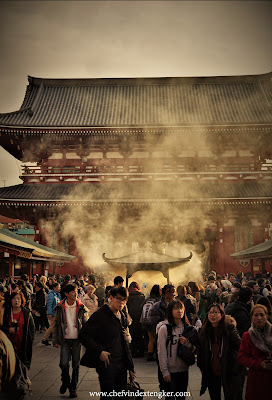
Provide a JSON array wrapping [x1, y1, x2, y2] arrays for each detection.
[[157, 324, 198, 366], [156, 323, 175, 363]]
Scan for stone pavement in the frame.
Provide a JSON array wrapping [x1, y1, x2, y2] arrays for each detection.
[[3, 332, 210, 400]]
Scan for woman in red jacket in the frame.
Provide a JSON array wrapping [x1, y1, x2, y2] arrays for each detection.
[[238, 304, 272, 400]]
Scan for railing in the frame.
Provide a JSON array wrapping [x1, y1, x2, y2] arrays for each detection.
[[20, 163, 272, 184], [21, 164, 263, 175]]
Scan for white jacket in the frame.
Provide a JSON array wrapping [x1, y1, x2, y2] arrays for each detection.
[[82, 294, 98, 317]]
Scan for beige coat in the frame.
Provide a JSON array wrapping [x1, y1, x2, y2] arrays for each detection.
[[82, 293, 98, 317]]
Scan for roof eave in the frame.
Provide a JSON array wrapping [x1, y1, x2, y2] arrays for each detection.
[[26, 71, 272, 87], [1, 123, 271, 130], [231, 251, 272, 260]]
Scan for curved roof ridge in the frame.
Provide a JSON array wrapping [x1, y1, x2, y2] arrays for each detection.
[[27, 71, 272, 87], [0, 106, 31, 117]]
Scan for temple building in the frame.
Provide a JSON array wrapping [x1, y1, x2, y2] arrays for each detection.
[[231, 238, 272, 272], [0, 72, 271, 277], [0, 224, 74, 278]]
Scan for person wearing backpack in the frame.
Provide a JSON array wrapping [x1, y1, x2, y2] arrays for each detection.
[[157, 299, 196, 398], [127, 282, 145, 358], [149, 284, 175, 333], [140, 284, 162, 361]]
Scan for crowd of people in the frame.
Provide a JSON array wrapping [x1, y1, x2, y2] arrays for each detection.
[[0, 269, 272, 399]]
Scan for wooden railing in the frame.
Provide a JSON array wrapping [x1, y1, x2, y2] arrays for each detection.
[[21, 163, 261, 175], [20, 163, 272, 184]]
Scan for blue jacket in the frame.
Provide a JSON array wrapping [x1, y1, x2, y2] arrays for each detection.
[[47, 289, 61, 317]]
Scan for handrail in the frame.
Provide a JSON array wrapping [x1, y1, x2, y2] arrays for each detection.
[[21, 165, 270, 175]]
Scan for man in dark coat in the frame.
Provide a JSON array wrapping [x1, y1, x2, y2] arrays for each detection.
[[79, 286, 135, 399], [32, 282, 47, 331], [246, 280, 261, 304], [149, 284, 175, 333], [127, 282, 145, 358], [60, 275, 71, 300], [225, 286, 252, 337]]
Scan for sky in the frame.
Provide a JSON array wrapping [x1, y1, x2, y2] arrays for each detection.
[[0, 0, 271, 187]]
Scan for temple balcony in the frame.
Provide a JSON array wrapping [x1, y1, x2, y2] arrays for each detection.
[[20, 164, 272, 184]]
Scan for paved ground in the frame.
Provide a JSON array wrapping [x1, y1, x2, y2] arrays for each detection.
[[3, 332, 210, 400]]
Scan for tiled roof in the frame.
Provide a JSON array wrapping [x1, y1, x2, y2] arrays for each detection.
[[103, 250, 192, 265], [0, 226, 74, 261], [103, 250, 193, 278], [0, 73, 271, 127], [0, 181, 271, 203], [231, 240, 272, 260]]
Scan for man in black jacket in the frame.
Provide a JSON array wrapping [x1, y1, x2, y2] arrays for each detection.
[[246, 280, 261, 304], [79, 286, 135, 399], [149, 284, 175, 333], [60, 275, 71, 300], [127, 282, 145, 358], [225, 286, 252, 337], [32, 281, 47, 331]]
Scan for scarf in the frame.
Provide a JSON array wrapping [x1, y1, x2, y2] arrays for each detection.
[[112, 307, 132, 344], [249, 321, 272, 356]]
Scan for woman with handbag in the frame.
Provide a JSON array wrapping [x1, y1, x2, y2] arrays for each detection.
[[197, 303, 243, 400], [1, 291, 35, 369], [157, 299, 197, 399]]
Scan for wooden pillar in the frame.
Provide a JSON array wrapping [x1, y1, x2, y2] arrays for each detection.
[[9, 255, 15, 276], [250, 259, 254, 276], [217, 223, 224, 275], [41, 262, 45, 276], [261, 259, 266, 274], [29, 260, 33, 278]]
